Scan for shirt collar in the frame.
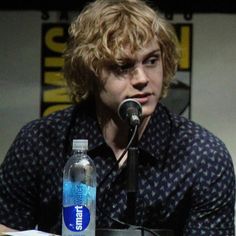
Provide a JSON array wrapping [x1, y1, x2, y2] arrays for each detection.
[[139, 103, 172, 161], [72, 101, 172, 161]]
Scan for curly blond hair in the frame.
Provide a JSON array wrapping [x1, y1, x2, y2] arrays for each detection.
[[63, 0, 181, 103]]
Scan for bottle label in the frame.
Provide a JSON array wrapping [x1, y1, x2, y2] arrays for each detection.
[[63, 205, 90, 231], [62, 181, 96, 232], [63, 181, 96, 205]]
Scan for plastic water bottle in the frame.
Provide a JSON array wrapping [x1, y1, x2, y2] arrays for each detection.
[[62, 139, 96, 236]]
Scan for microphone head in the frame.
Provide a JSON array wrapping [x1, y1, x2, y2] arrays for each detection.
[[118, 98, 142, 126]]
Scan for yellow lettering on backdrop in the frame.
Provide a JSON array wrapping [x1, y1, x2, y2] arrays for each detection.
[[179, 26, 190, 70], [43, 104, 71, 117], [44, 57, 64, 67], [45, 27, 66, 53], [41, 25, 71, 117], [43, 87, 70, 102], [44, 72, 66, 86]]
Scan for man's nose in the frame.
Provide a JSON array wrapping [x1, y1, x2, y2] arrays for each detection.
[[130, 65, 149, 87]]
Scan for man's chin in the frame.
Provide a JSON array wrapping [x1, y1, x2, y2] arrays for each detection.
[[142, 103, 157, 116]]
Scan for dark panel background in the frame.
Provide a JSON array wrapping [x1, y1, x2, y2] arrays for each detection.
[[0, 0, 235, 13]]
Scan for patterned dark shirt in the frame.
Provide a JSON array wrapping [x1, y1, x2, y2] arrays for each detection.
[[0, 101, 235, 236]]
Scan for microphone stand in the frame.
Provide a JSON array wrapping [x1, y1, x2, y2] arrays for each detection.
[[126, 125, 139, 225]]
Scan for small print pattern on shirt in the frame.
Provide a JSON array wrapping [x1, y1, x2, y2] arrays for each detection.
[[0, 102, 235, 236]]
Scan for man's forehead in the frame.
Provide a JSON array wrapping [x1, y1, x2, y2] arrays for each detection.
[[120, 41, 161, 61]]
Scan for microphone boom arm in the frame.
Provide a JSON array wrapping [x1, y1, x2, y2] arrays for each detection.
[[117, 98, 142, 225], [126, 125, 139, 225]]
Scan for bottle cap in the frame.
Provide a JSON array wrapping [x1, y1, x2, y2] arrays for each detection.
[[72, 139, 88, 151]]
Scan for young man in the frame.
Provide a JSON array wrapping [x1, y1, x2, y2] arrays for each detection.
[[0, 0, 235, 235]]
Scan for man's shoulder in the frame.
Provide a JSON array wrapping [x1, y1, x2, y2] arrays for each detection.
[[11, 105, 80, 148], [4, 105, 79, 163], [22, 105, 76, 133], [167, 109, 228, 152], [165, 108, 234, 180]]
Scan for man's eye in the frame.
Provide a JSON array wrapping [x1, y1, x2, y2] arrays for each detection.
[[118, 67, 130, 74], [145, 55, 160, 66], [115, 63, 134, 75]]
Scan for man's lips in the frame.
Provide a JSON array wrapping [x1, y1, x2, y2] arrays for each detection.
[[129, 93, 152, 104]]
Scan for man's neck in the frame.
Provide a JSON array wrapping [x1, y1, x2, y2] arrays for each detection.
[[97, 109, 150, 166]]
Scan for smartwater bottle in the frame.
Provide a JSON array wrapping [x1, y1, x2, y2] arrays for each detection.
[[62, 139, 96, 236]]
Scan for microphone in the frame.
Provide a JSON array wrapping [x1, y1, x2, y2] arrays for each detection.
[[118, 98, 142, 126]]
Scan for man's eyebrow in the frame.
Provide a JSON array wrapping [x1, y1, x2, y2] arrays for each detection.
[[116, 49, 161, 66], [144, 49, 161, 59], [107, 49, 161, 69], [124, 49, 161, 62]]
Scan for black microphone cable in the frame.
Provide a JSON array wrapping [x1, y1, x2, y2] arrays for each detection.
[[96, 124, 161, 236]]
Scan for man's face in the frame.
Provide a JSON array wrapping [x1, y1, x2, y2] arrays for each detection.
[[96, 40, 163, 119]]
